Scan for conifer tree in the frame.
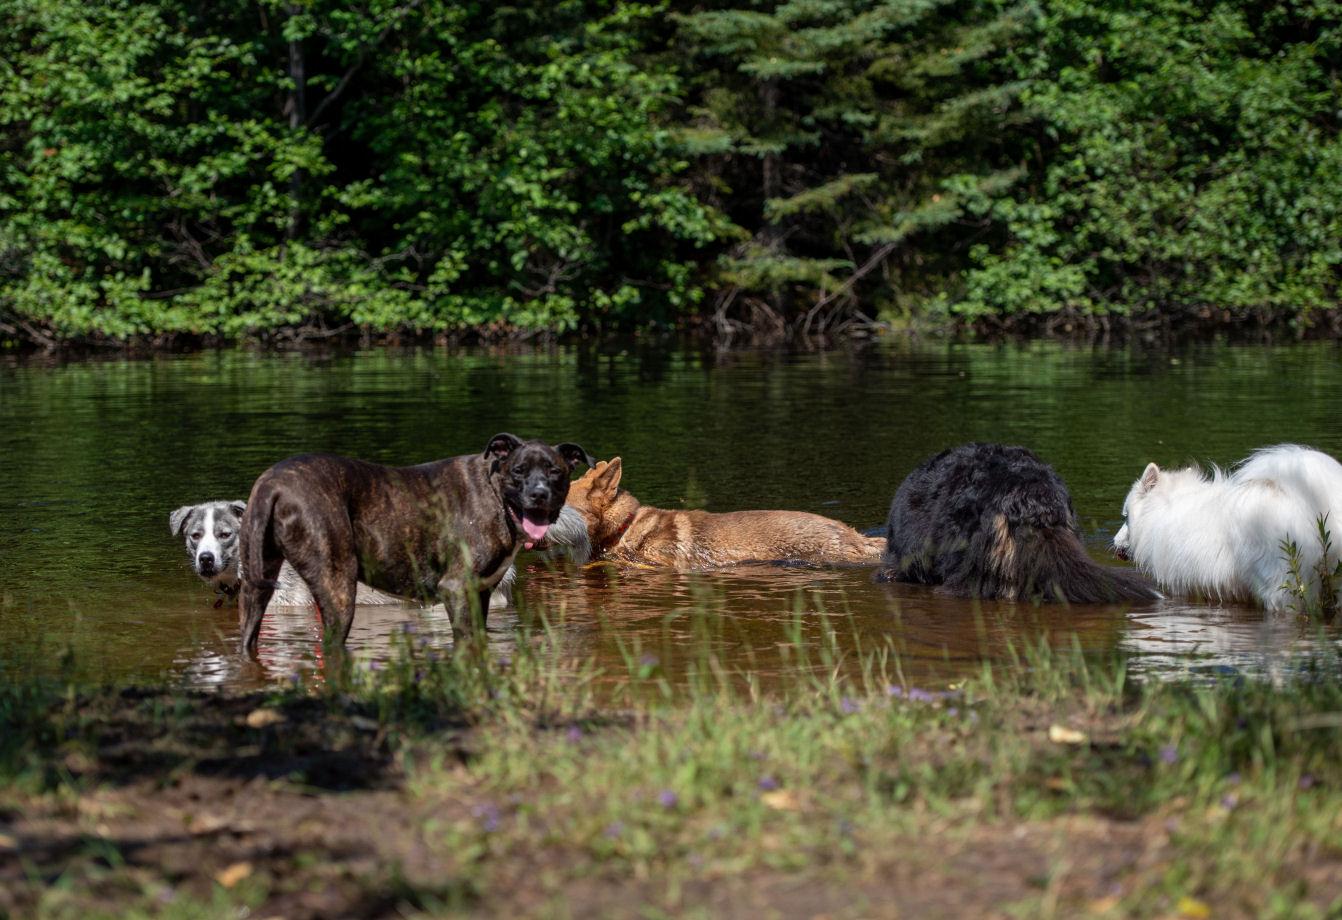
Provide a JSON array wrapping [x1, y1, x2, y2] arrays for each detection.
[[672, 0, 1038, 334]]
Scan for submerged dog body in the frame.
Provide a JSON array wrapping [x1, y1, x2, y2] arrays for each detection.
[[877, 443, 1158, 604], [564, 458, 883, 568], [237, 434, 592, 650], [1113, 444, 1342, 610], [170, 500, 590, 609]]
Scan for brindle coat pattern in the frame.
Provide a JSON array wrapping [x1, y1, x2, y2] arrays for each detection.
[[565, 458, 884, 568], [238, 434, 592, 651]]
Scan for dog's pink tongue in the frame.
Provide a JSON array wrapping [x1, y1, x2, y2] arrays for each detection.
[[521, 515, 550, 542]]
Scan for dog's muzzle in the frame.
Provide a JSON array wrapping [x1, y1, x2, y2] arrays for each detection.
[[197, 552, 218, 575]]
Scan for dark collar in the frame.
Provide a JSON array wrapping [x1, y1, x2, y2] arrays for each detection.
[[596, 507, 639, 556]]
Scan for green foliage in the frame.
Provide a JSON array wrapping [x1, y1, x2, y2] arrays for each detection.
[[672, 0, 1038, 328], [1279, 514, 1342, 619], [956, 0, 1342, 323], [1, 0, 1340, 341], [0, 0, 719, 341]]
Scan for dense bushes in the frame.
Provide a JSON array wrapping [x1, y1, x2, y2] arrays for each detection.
[[1, 0, 1338, 343], [956, 0, 1342, 325], [0, 0, 716, 341]]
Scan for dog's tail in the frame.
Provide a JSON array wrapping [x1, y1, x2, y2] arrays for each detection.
[[977, 515, 1160, 604], [238, 476, 283, 652]]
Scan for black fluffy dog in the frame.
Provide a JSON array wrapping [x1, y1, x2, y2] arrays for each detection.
[[876, 443, 1158, 603]]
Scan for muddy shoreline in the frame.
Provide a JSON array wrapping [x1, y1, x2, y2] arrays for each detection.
[[4, 664, 1341, 918]]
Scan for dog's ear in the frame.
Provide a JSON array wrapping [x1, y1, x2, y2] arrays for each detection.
[[554, 443, 595, 473], [1139, 462, 1160, 493], [591, 457, 623, 497], [229, 500, 247, 518], [169, 505, 194, 535], [484, 433, 524, 471]]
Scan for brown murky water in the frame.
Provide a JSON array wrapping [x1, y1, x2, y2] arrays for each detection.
[[2, 342, 1340, 691]]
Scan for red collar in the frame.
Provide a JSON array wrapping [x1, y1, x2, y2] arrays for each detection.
[[596, 507, 639, 556]]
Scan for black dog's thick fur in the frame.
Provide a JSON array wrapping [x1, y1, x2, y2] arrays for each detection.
[[876, 443, 1158, 604]]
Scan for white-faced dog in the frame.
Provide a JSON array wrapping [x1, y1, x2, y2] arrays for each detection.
[[170, 500, 590, 610], [1113, 444, 1342, 610]]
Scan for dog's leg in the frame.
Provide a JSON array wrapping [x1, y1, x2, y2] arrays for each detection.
[[238, 554, 283, 655], [438, 572, 489, 649], [291, 559, 359, 648]]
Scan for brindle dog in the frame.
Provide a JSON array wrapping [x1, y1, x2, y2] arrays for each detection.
[[237, 434, 593, 652], [564, 458, 884, 568]]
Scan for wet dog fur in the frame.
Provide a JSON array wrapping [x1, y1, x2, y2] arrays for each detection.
[[237, 434, 593, 650], [876, 443, 1159, 604], [1113, 444, 1342, 610], [563, 458, 884, 568]]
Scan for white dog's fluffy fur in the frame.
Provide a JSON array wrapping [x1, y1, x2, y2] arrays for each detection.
[[1113, 444, 1342, 610]]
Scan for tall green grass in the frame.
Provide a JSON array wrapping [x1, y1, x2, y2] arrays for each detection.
[[4, 605, 1342, 916]]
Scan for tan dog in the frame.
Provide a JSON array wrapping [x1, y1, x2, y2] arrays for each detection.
[[565, 458, 884, 568]]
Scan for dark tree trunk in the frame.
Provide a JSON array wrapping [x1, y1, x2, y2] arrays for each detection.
[[285, 5, 306, 244]]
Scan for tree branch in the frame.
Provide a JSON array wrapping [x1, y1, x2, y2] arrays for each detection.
[[306, 0, 425, 130]]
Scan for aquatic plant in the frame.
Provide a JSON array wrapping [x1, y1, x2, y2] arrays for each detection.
[[1279, 514, 1342, 620]]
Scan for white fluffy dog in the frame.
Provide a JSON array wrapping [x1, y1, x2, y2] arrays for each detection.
[[1113, 444, 1342, 610]]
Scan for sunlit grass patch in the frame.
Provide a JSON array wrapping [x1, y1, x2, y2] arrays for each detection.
[[3, 611, 1342, 917]]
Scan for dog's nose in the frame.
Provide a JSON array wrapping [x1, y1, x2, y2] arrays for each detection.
[[524, 485, 551, 505], [198, 551, 216, 570]]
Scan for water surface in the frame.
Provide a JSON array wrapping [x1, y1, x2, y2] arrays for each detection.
[[2, 341, 1339, 690]]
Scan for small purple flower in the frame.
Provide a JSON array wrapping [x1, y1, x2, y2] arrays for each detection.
[[472, 803, 501, 832], [603, 821, 624, 839], [289, 670, 303, 685], [1159, 744, 1178, 765], [1221, 793, 1239, 810], [947, 707, 959, 718], [566, 725, 583, 742], [886, 685, 904, 698], [497, 654, 511, 669], [401, 622, 417, 634], [839, 697, 860, 715], [758, 775, 779, 791], [908, 688, 936, 703], [369, 660, 384, 672], [1226, 772, 1241, 785], [1299, 774, 1316, 790], [657, 789, 679, 809], [640, 653, 659, 667]]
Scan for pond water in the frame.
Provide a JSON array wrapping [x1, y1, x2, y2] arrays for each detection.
[[2, 341, 1340, 692]]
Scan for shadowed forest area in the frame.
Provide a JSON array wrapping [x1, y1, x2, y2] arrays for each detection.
[[2, 0, 1340, 346]]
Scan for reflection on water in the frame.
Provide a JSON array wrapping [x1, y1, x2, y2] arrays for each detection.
[[166, 557, 1335, 693], [2, 341, 1341, 691]]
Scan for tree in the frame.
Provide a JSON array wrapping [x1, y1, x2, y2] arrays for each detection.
[[671, 0, 1039, 335]]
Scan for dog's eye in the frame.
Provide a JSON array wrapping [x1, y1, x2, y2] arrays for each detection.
[[218, 530, 233, 539], [190, 531, 203, 541]]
